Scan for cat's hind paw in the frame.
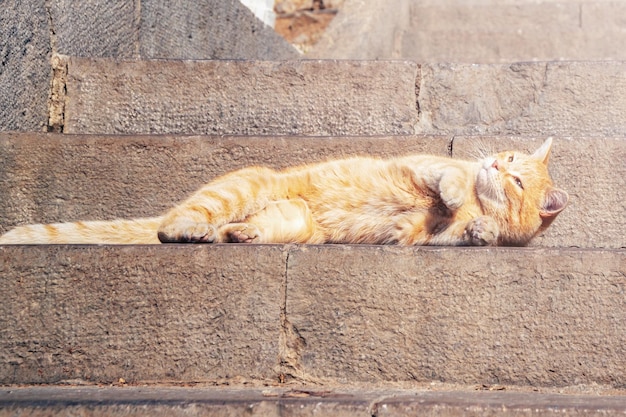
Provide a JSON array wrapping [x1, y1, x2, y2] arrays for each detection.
[[465, 216, 499, 246], [157, 221, 217, 243], [218, 223, 261, 243]]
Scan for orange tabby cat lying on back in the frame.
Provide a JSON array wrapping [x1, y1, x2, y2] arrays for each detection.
[[0, 138, 568, 246]]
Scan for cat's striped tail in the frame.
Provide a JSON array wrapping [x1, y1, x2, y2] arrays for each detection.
[[0, 217, 163, 244]]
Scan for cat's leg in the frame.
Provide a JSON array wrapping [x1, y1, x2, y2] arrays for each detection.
[[437, 168, 471, 211], [216, 198, 324, 244], [157, 167, 287, 243]]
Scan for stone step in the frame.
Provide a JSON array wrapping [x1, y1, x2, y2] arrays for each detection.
[[310, 0, 626, 63], [2, 386, 626, 417], [1, 133, 624, 249], [1, 245, 624, 388], [43, 57, 626, 137], [1, 0, 298, 132]]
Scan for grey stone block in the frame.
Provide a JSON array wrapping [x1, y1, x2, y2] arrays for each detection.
[[286, 246, 626, 386], [61, 58, 419, 135], [0, 0, 297, 132], [311, 0, 626, 62], [0, 0, 52, 132], [140, 0, 298, 60], [49, 0, 139, 58], [417, 61, 626, 136], [0, 245, 286, 384], [1, 245, 624, 387]]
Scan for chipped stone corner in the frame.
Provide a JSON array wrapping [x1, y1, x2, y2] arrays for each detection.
[[47, 53, 69, 133]]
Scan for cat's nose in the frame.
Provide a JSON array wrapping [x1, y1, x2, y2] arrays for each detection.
[[491, 160, 499, 170]]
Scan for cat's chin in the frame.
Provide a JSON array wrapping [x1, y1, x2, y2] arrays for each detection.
[[476, 162, 502, 203]]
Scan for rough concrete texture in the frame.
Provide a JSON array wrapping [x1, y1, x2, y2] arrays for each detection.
[[417, 61, 626, 137], [0, 133, 623, 249], [0, 245, 286, 385], [1, 245, 624, 387], [0, 0, 52, 132], [0, 0, 296, 132], [286, 246, 626, 387], [61, 58, 418, 135], [139, 0, 297, 59], [311, 0, 626, 63], [55, 58, 626, 137], [2, 387, 626, 417]]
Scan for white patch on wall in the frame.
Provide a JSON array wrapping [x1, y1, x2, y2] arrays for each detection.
[[240, 0, 276, 28]]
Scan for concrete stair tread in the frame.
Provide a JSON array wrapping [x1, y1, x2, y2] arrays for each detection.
[[3, 385, 626, 416], [45, 57, 626, 137], [1, 132, 624, 248], [1, 245, 624, 388], [310, 0, 626, 63]]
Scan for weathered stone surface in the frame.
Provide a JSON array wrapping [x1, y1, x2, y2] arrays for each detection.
[[62, 58, 418, 135], [140, 0, 297, 60], [1, 245, 624, 386], [0, 0, 297, 132], [45, 0, 296, 60], [0, 245, 286, 384], [0, 133, 622, 249], [311, 0, 626, 63], [286, 246, 626, 386], [49, 1, 139, 58], [417, 61, 626, 136], [2, 386, 626, 417], [56, 58, 626, 137], [0, 0, 52, 132]]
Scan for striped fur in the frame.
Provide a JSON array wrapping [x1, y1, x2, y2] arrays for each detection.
[[0, 139, 568, 246]]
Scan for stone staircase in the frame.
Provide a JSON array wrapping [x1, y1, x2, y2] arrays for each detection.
[[1, 0, 626, 416]]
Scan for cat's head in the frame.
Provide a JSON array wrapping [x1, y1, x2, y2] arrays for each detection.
[[475, 138, 569, 246]]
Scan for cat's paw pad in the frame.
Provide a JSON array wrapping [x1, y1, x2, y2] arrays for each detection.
[[465, 216, 499, 246], [219, 223, 261, 243], [158, 221, 217, 243]]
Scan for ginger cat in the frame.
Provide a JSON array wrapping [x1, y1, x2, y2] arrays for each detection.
[[0, 138, 568, 246]]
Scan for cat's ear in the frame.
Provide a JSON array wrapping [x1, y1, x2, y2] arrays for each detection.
[[540, 187, 569, 218], [531, 138, 553, 165]]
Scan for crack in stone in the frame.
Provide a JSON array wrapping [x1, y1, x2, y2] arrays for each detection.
[[277, 247, 323, 384], [414, 64, 422, 133], [277, 247, 308, 383]]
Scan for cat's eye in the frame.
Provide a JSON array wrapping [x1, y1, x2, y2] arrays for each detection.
[[513, 177, 524, 189], [508, 155, 514, 162]]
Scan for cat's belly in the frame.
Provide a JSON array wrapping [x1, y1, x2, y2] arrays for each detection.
[[315, 207, 450, 245]]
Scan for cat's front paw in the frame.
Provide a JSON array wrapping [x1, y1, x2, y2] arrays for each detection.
[[439, 173, 467, 211], [157, 220, 217, 243], [465, 216, 499, 246], [440, 187, 466, 211]]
